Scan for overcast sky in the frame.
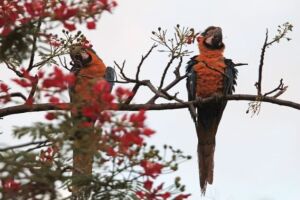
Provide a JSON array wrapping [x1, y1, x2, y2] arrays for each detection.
[[1, 0, 300, 199]]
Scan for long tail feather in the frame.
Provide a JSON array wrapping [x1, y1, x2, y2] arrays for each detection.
[[196, 102, 226, 194]]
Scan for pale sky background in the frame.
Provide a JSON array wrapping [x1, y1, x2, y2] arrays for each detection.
[[1, 0, 300, 199]]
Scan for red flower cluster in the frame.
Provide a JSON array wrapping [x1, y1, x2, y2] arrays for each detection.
[[12, 69, 38, 88], [1, 178, 21, 192], [40, 146, 58, 164], [0, 0, 118, 36], [0, 1, 24, 36], [0, 82, 9, 103], [140, 160, 164, 178], [78, 80, 116, 121], [42, 67, 75, 91], [136, 181, 171, 200], [115, 87, 133, 103]]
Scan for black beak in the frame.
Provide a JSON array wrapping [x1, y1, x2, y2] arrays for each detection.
[[211, 29, 223, 47]]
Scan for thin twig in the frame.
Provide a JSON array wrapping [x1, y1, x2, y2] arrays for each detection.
[[158, 56, 176, 90], [27, 19, 42, 72], [0, 140, 49, 152], [0, 92, 27, 101], [257, 29, 269, 95], [135, 44, 157, 80], [264, 79, 285, 96], [148, 73, 188, 104], [27, 76, 39, 101]]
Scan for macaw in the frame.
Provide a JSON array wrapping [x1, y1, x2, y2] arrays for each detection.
[[69, 45, 115, 194], [186, 26, 238, 194]]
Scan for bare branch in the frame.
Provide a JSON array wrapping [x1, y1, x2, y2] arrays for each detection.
[[158, 56, 176, 89], [256, 29, 269, 95], [1, 94, 300, 118], [148, 73, 188, 104], [0, 92, 27, 101], [124, 84, 140, 105], [264, 79, 287, 97], [27, 76, 39, 102], [135, 44, 157, 80], [0, 140, 49, 152], [27, 19, 42, 72]]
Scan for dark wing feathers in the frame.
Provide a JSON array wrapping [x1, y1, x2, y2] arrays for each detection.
[[223, 58, 238, 95], [186, 56, 198, 101], [104, 66, 116, 92]]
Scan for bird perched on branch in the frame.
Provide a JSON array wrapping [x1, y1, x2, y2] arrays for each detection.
[[186, 26, 238, 194], [69, 44, 115, 196]]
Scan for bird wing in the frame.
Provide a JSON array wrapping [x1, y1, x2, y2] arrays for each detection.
[[186, 56, 198, 123], [104, 66, 116, 92], [223, 58, 238, 95], [186, 55, 198, 101]]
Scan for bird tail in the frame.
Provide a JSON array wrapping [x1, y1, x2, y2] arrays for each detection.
[[195, 103, 225, 195], [72, 125, 97, 197], [196, 123, 217, 195]]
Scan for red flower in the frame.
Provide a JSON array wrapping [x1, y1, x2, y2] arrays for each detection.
[[107, 147, 117, 157], [54, 2, 78, 21], [42, 67, 75, 90], [140, 160, 164, 178], [115, 87, 133, 102], [143, 128, 155, 136], [25, 0, 45, 17], [144, 180, 153, 191], [159, 192, 171, 199], [120, 132, 143, 147], [0, 83, 9, 93], [63, 21, 76, 31], [87, 21, 96, 29], [1, 25, 12, 36], [174, 194, 191, 200], [93, 80, 110, 93], [1, 178, 21, 192], [12, 78, 32, 88], [82, 105, 97, 120], [129, 110, 146, 127], [137, 182, 171, 200], [40, 147, 57, 164], [49, 96, 60, 103], [45, 112, 56, 120]]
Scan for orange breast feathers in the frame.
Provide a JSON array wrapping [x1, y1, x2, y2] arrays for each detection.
[[73, 49, 107, 102], [194, 37, 226, 98]]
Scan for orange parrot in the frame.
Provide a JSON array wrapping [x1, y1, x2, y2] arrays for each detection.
[[69, 45, 115, 195], [186, 26, 238, 194]]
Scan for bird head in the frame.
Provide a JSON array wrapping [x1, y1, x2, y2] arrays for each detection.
[[69, 45, 93, 66], [198, 26, 224, 49]]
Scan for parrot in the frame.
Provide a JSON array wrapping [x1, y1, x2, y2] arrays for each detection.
[[69, 45, 115, 196], [186, 26, 238, 194]]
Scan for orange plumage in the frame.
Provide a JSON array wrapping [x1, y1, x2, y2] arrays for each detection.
[[194, 36, 226, 97], [69, 46, 108, 196]]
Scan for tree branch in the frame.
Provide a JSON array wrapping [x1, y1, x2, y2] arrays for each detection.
[[0, 140, 49, 152], [0, 94, 299, 118], [0, 92, 27, 101], [27, 19, 42, 72], [256, 29, 269, 95]]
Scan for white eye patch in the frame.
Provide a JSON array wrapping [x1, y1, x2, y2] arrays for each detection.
[[205, 36, 213, 45], [80, 51, 90, 60]]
